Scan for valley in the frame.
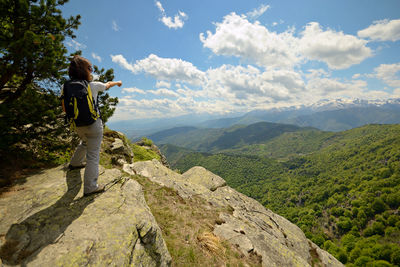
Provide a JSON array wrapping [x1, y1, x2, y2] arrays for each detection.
[[155, 122, 400, 266]]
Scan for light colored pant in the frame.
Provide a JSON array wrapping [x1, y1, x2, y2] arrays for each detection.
[[70, 119, 103, 194]]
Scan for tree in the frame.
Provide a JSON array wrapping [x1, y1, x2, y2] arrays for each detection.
[[0, 0, 80, 104], [92, 66, 118, 125], [0, 1, 80, 184]]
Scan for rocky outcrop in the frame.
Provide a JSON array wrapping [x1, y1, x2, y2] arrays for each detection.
[[181, 166, 226, 191], [1, 132, 343, 266], [134, 139, 170, 168], [103, 130, 134, 166], [0, 165, 171, 266], [123, 160, 343, 267]]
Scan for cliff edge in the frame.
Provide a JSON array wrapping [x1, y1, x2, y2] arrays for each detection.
[[0, 131, 343, 266]]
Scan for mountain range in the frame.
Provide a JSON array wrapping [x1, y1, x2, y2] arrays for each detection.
[[108, 98, 400, 138]]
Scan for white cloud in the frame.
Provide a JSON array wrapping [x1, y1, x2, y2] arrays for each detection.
[[299, 22, 372, 69], [66, 39, 86, 50], [205, 64, 305, 101], [305, 77, 369, 103], [112, 54, 205, 85], [148, 88, 179, 98], [305, 69, 330, 80], [201, 15, 374, 70], [358, 19, 400, 42], [111, 54, 136, 72], [155, 1, 188, 29], [156, 81, 171, 88], [122, 87, 146, 94], [91, 52, 102, 62], [374, 63, 400, 87], [246, 4, 270, 19], [200, 13, 300, 69], [122, 87, 179, 98], [112, 20, 120, 32]]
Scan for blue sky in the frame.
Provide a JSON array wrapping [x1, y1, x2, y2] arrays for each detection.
[[61, 0, 400, 122]]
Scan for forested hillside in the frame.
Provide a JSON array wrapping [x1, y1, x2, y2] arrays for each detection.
[[167, 124, 400, 266], [152, 122, 316, 153]]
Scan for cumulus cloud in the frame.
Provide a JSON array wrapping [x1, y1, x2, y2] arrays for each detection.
[[299, 22, 372, 69], [155, 81, 171, 88], [122, 87, 178, 98], [200, 15, 372, 70], [148, 88, 179, 98], [122, 87, 146, 94], [111, 54, 205, 85], [200, 13, 300, 69], [66, 39, 86, 50], [91, 52, 102, 62], [205, 64, 305, 101], [112, 20, 120, 31], [305, 77, 369, 103], [155, 1, 188, 29], [246, 4, 270, 19], [358, 19, 400, 42], [111, 54, 136, 72], [374, 63, 400, 88]]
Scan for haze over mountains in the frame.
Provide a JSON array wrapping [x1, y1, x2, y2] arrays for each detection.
[[109, 98, 400, 138]]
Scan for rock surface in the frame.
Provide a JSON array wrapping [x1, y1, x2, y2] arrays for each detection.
[[181, 166, 226, 191], [0, 165, 171, 266], [103, 131, 134, 164], [124, 160, 343, 267]]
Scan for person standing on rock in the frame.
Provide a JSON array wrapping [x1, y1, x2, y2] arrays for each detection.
[[63, 55, 122, 196]]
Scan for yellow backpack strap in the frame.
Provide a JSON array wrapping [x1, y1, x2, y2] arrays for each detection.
[[86, 84, 99, 120], [73, 97, 79, 119]]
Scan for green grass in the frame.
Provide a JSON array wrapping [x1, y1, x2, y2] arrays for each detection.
[[131, 144, 161, 162], [132, 174, 262, 267]]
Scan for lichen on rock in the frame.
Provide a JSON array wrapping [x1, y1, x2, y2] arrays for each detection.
[[0, 166, 171, 266]]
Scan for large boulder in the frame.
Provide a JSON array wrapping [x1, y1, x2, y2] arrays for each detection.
[[123, 159, 210, 198], [181, 166, 226, 191], [0, 165, 171, 266], [125, 160, 343, 267]]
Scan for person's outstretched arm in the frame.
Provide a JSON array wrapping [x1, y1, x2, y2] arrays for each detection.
[[105, 81, 122, 89]]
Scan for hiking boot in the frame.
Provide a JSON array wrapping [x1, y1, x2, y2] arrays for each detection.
[[68, 164, 86, 171], [83, 184, 105, 197]]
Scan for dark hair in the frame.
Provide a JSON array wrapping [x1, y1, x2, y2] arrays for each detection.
[[68, 55, 92, 81]]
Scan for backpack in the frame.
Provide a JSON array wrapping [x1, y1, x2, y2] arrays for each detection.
[[61, 80, 99, 128]]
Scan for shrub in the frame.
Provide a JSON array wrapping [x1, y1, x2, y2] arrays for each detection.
[[387, 215, 398, 226], [391, 247, 400, 265], [341, 234, 357, 252], [364, 222, 385, 237], [311, 234, 325, 247], [354, 256, 373, 266], [384, 227, 396, 237], [372, 198, 387, 214], [357, 210, 368, 228], [141, 137, 154, 146], [337, 250, 348, 264], [371, 222, 385, 236], [378, 168, 392, 178], [386, 192, 400, 208], [370, 260, 392, 267], [337, 217, 353, 233], [349, 247, 361, 263]]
